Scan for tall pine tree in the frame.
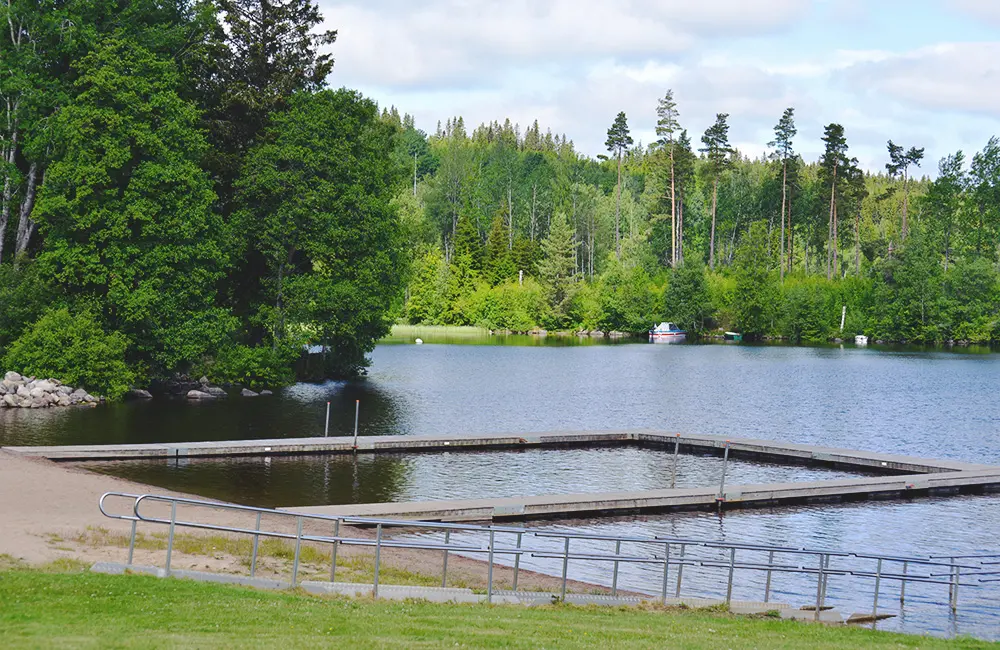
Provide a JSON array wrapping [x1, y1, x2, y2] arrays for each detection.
[[605, 112, 632, 260], [700, 113, 733, 270]]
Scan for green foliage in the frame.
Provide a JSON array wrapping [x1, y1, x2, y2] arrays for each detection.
[[4, 308, 133, 399], [34, 38, 232, 375], [235, 89, 404, 376], [664, 258, 713, 334], [597, 259, 657, 333], [468, 278, 547, 332], [202, 344, 298, 389], [779, 277, 838, 343], [0, 262, 58, 352], [732, 223, 778, 338], [537, 211, 579, 328], [484, 215, 516, 284]]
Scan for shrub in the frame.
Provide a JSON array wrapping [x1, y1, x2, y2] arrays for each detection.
[[204, 344, 298, 389], [3, 308, 134, 399]]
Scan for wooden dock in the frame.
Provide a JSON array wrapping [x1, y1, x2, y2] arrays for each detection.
[[3, 429, 989, 474]]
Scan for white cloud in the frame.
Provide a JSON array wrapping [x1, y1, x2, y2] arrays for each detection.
[[950, 0, 1000, 24], [846, 42, 1000, 117], [321, 0, 812, 88]]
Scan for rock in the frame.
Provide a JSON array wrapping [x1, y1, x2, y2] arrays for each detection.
[[57, 394, 71, 407], [58, 386, 72, 396], [16, 385, 30, 399], [29, 397, 47, 408], [83, 394, 97, 403], [128, 389, 153, 400], [187, 389, 215, 400], [259, 389, 273, 396], [199, 376, 210, 386], [1, 379, 17, 390], [29, 386, 46, 399], [240, 388, 259, 397], [34, 379, 56, 393], [70, 388, 88, 399], [205, 386, 227, 398], [4, 371, 22, 383]]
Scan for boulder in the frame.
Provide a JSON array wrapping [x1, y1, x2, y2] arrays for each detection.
[[57, 394, 72, 407], [128, 389, 153, 400], [259, 389, 273, 396], [187, 389, 216, 400], [29, 386, 46, 399], [4, 371, 22, 383], [199, 376, 210, 386], [16, 385, 30, 399], [240, 388, 259, 397], [205, 386, 228, 398], [58, 386, 73, 396], [34, 379, 56, 393], [29, 397, 47, 408]]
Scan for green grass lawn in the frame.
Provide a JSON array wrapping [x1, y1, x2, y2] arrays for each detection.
[[0, 570, 994, 649]]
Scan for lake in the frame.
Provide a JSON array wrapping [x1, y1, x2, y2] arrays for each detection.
[[2, 336, 999, 639]]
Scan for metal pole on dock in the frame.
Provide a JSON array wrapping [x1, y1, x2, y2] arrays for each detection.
[[353, 400, 360, 448], [324, 401, 330, 437], [672, 434, 680, 489], [718, 441, 731, 503]]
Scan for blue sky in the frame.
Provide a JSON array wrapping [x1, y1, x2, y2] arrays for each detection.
[[319, 0, 1000, 174]]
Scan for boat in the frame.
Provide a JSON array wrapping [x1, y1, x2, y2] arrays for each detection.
[[855, 335, 868, 346], [649, 322, 686, 342], [724, 331, 742, 342]]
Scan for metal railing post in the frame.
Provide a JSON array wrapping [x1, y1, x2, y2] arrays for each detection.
[[127, 520, 137, 566], [661, 543, 671, 604], [872, 558, 882, 626], [814, 553, 824, 622], [373, 523, 382, 597], [899, 560, 907, 605], [611, 539, 621, 597], [441, 530, 450, 588], [330, 519, 340, 582], [487, 530, 495, 604], [725, 547, 736, 606], [764, 549, 774, 602], [512, 532, 522, 592], [675, 544, 686, 597], [951, 565, 960, 612], [250, 512, 262, 577], [821, 555, 830, 606], [165, 501, 177, 574], [291, 517, 303, 587], [560, 537, 570, 600]]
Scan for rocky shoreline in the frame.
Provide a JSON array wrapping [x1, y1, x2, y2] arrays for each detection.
[[0, 372, 100, 409]]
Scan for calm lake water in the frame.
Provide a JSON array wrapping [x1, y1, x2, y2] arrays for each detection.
[[2, 337, 999, 639]]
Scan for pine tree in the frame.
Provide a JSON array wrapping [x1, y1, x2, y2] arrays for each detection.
[[820, 124, 849, 279], [605, 112, 633, 260], [768, 108, 796, 280], [537, 211, 577, 327], [655, 90, 681, 266], [700, 113, 733, 270], [886, 140, 925, 239], [674, 130, 696, 264], [485, 214, 515, 284]]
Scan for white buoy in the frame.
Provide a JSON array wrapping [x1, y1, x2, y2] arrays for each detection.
[[415, 338, 423, 345]]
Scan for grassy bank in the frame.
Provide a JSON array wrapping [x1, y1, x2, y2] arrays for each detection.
[[0, 569, 992, 649]]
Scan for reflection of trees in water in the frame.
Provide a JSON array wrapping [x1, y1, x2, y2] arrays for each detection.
[[85, 453, 413, 509], [9, 380, 411, 447]]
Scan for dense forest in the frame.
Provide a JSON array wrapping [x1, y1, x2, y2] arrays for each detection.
[[1, 1, 999, 399]]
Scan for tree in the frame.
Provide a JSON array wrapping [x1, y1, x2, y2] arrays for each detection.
[[605, 112, 633, 260], [234, 89, 403, 376], [674, 130, 697, 264], [820, 124, 849, 279], [34, 38, 231, 374], [700, 113, 733, 270], [663, 258, 712, 333], [537, 211, 578, 327], [843, 158, 867, 275], [923, 152, 967, 271], [655, 90, 681, 266], [886, 140, 925, 239], [484, 214, 515, 284], [768, 108, 796, 281], [732, 222, 777, 338]]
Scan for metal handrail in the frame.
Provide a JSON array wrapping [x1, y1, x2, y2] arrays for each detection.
[[100, 491, 996, 620]]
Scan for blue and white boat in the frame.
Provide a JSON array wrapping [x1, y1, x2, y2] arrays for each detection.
[[649, 322, 686, 342]]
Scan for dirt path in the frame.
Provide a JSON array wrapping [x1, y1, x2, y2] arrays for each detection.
[[0, 450, 623, 595]]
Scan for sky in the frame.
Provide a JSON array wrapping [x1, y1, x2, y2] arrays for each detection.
[[317, 0, 1000, 174]]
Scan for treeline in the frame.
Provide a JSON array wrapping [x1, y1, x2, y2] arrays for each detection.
[[0, 0, 408, 398], [396, 96, 1000, 344]]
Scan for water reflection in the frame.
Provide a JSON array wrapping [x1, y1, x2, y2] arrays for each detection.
[[82, 447, 868, 508]]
